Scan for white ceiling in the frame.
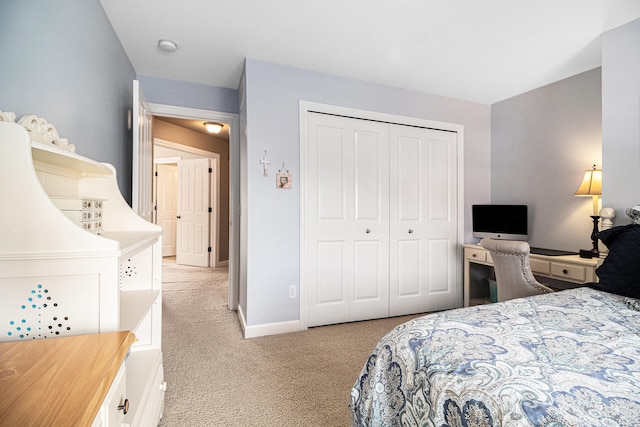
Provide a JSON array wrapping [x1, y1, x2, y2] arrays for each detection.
[[100, 0, 640, 105]]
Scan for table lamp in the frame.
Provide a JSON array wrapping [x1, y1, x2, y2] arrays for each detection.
[[574, 164, 602, 257]]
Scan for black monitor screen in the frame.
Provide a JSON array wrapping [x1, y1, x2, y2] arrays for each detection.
[[472, 204, 528, 239]]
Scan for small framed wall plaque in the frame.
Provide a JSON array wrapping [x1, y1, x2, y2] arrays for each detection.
[[277, 172, 292, 189]]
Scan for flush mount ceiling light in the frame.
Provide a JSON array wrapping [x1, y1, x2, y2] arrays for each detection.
[[204, 122, 223, 134], [158, 39, 178, 53]]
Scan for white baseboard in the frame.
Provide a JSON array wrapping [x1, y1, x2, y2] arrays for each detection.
[[237, 305, 303, 338]]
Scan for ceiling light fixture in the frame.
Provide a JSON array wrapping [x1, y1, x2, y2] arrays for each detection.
[[158, 39, 178, 53], [204, 122, 223, 134]]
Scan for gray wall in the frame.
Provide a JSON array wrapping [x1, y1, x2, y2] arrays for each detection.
[[0, 1, 136, 201], [137, 75, 239, 114], [242, 59, 491, 326], [602, 18, 640, 222], [491, 68, 602, 251]]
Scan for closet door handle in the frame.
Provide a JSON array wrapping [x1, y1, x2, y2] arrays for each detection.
[[365, 229, 371, 234]]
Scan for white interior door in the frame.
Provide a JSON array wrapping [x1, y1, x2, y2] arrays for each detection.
[[155, 163, 178, 257], [306, 113, 389, 327], [132, 80, 153, 222], [177, 158, 210, 267], [389, 126, 459, 315]]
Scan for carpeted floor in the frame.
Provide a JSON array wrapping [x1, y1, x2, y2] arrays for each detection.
[[159, 258, 421, 426]]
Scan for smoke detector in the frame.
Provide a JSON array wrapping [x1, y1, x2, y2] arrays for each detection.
[[158, 39, 178, 53]]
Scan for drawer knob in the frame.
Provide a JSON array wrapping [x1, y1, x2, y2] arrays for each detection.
[[472, 253, 477, 258], [408, 229, 414, 234], [562, 269, 568, 274], [365, 229, 371, 234], [118, 399, 129, 415]]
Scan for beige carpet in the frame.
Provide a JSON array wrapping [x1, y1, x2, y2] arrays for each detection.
[[159, 258, 421, 426]]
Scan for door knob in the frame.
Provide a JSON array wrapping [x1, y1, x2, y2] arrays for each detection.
[[118, 399, 129, 414]]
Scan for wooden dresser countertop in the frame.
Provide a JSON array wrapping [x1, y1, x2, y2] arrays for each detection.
[[0, 331, 136, 426]]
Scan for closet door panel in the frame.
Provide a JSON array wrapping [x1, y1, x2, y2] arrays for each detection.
[[425, 135, 459, 311], [427, 238, 452, 292], [390, 126, 458, 316], [316, 242, 347, 304], [397, 240, 421, 296], [305, 113, 389, 327], [424, 131, 459, 311], [349, 120, 390, 322], [351, 239, 388, 321], [427, 140, 453, 221], [353, 129, 383, 221], [306, 114, 352, 327], [397, 137, 421, 220], [316, 125, 346, 221]]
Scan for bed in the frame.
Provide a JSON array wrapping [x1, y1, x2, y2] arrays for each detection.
[[350, 225, 640, 426]]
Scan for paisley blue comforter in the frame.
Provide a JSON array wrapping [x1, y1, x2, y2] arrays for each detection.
[[350, 288, 640, 426]]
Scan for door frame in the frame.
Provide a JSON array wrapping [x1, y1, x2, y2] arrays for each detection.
[[298, 101, 465, 330], [146, 104, 240, 311]]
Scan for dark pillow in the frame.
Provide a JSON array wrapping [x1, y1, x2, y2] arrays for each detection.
[[587, 224, 640, 298]]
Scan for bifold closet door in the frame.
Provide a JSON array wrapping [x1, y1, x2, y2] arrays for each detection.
[[389, 126, 459, 315], [306, 113, 390, 327]]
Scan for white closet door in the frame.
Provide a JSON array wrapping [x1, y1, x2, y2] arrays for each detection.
[[176, 158, 210, 267], [389, 126, 459, 315], [306, 113, 390, 327]]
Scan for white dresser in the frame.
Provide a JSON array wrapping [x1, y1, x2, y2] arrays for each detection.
[[0, 116, 165, 426]]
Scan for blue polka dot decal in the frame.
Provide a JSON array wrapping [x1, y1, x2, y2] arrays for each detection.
[[6, 284, 71, 340]]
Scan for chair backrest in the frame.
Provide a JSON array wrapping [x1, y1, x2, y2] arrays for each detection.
[[480, 238, 554, 302]]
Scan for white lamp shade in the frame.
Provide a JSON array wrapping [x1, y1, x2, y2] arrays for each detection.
[[574, 167, 602, 196], [574, 165, 602, 216]]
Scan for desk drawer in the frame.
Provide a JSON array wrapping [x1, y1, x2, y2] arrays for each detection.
[[550, 262, 586, 282], [466, 248, 486, 262], [530, 259, 550, 275]]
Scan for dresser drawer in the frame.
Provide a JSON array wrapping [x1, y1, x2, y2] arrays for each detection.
[[530, 259, 550, 275], [466, 248, 487, 262], [550, 262, 587, 282], [92, 362, 127, 427]]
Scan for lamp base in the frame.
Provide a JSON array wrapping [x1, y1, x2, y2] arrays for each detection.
[[579, 249, 596, 259], [590, 215, 600, 258]]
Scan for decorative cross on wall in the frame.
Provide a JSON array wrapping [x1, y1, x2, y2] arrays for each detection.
[[260, 150, 271, 177]]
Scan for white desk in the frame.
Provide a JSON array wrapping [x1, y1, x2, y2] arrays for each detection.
[[463, 244, 601, 307]]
